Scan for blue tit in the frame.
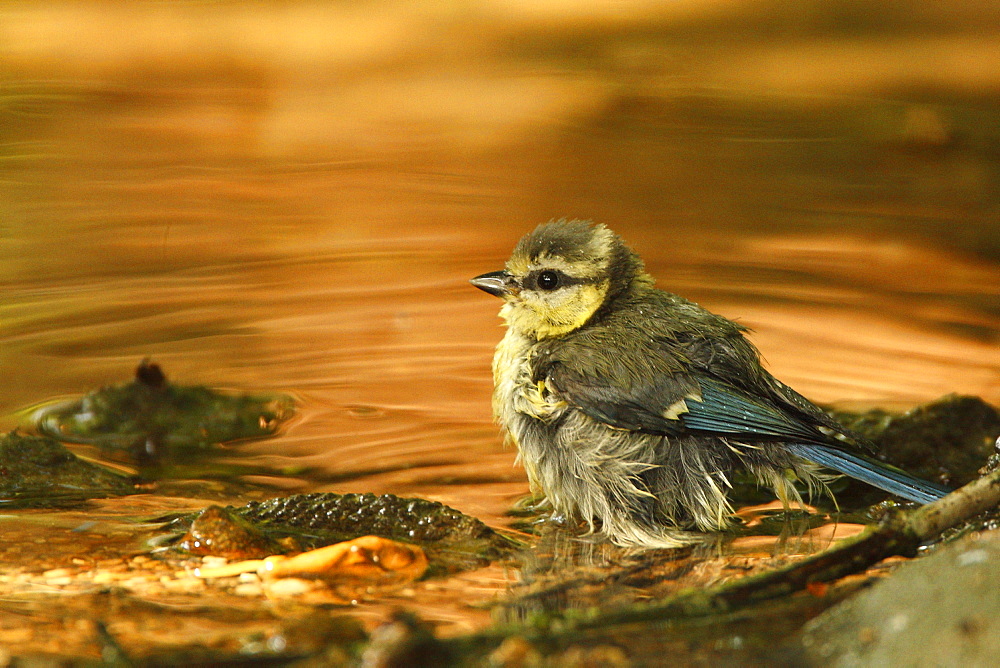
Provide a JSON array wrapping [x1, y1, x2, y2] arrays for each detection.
[[471, 220, 950, 548]]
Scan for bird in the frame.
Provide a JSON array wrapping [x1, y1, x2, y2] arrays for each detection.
[[470, 220, 951, 548]]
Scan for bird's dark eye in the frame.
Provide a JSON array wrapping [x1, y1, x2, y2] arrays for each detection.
[[537, 270, 561, 291]]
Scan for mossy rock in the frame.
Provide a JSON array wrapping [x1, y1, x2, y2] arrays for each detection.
[[0, 431, 135, 507], [33, 360, 295, 467]]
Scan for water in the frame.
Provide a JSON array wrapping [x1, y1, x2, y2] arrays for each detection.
[[1, 1, 1000, 657], [1, 123, 996, 528]]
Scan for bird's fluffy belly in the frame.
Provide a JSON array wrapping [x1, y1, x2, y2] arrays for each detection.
[[491, 330, 736, 546]]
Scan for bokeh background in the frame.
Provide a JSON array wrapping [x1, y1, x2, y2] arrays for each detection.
[[1, 1, 999, 527]]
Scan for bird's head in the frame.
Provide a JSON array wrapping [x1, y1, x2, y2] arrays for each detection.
[[471, 220, 651, 339]]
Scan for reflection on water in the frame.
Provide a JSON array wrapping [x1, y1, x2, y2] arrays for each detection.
[[1, 0, 1000, 654]]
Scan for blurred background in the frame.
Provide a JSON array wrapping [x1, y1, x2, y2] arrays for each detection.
[[1, 0, 999, 526]]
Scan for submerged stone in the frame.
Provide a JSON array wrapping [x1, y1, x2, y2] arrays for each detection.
[[32, 360, 295, 466], [0, 431, 135, 507]]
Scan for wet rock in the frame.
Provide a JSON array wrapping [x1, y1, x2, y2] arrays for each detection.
[[794, 531, 1000, 666], [178, 505, 285, 559], [221, 492, 521, 575], [32, 360, 295, 467], [238, 492, 495, 544], [0, 431, 135, 507]]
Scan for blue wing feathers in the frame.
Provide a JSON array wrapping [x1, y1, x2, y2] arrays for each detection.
[[682, 378, 822, 441], [786, 442, 951, 504]]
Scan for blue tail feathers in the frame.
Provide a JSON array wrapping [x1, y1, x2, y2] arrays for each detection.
[[786, 442, 951, 505]]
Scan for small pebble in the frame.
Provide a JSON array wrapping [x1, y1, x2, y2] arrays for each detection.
[[957, 549, 988, 567], [201, 556, 229, 569], [123, 576, 153, 589], [161, 577, 205, 594], [266, 578, 313, 597], [233, 583, 264, 597], [42, 568, 72, 579]]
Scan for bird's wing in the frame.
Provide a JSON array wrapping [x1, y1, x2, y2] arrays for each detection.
[[536, 324, 820, 441], [544, 362, 696, 434], [533, 288, 851, 443], [679, 376, 829, 442], [547, 358, 825, 442], [535, 305, 953, 503]]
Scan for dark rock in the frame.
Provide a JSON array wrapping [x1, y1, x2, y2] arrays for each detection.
[[0, 431, 135, 506]]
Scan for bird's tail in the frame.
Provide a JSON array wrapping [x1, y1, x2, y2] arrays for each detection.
[[786, 442, 951, 505]]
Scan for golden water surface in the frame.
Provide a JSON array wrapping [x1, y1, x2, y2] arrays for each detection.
[[1, 0, 999, 657]]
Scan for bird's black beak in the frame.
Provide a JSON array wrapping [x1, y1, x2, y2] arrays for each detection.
[[470, 270, 514, 298]]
